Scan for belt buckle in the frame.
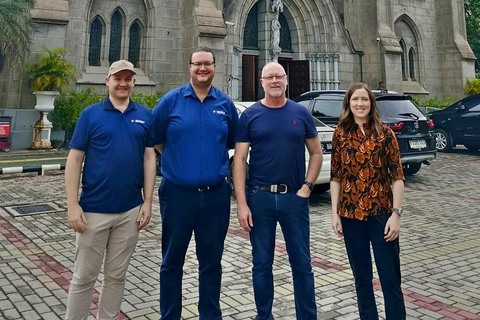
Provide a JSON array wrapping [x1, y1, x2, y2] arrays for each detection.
[[270, 184, 287, 194], [198, 186, 210, 192]]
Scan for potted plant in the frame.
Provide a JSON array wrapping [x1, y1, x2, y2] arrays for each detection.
[[23, 47, 76, 148]]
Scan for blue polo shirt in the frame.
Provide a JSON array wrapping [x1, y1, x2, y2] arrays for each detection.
[[69, 98, 154, 213], [235, 99, 318, 191], [151, 83, 238, 188]]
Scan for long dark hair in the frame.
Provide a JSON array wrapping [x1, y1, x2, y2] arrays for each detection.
[[338, 83, 382, 137]]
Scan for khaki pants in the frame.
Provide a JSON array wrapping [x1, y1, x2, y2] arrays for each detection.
[[65, 205, 140, 320]]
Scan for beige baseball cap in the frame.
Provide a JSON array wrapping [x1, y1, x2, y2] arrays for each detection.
[[108, 60, 137, 76]]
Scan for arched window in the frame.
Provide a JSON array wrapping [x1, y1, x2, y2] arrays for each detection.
[[279, 13, 292, 52], [399, 39, 407, 80], [409, 47, 416, 81], [109, 10, 123, 64], [129, 21, 141, 67], [243, 3, 258, 49], [88, 17, 103, 66]]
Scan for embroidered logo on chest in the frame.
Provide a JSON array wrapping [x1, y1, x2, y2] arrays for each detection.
[[213, 110, 226, 116], [131, 119, 145, 124]]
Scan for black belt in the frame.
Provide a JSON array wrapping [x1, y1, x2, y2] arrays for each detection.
[[250, 184, 296, 194], [196, 180, 225, 192]]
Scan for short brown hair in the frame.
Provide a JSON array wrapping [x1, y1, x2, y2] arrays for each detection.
[[189, 47, 215, 64]]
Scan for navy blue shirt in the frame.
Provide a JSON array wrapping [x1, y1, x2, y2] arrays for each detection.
[[69, 98, 154, 213], [151, 83, 238, 188], [235, 99, 318, 191]]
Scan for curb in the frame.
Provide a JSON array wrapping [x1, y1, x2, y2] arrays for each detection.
[[0, 164, 65, 175]]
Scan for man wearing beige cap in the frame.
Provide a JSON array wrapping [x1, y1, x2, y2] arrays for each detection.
[[64, 60, 156, 319]]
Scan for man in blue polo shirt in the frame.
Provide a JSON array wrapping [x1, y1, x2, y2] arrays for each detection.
[[64, 60, 156, 320], [233, 62, 323, 319], [152, 47, 238, 319]]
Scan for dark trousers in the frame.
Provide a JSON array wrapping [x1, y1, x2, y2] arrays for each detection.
[[341, 215, 406, 320], [247, 188, 317, 320], [159, 178, 231, 320]]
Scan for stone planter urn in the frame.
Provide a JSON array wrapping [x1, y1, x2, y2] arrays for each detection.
[[30, 91, 60, 149]]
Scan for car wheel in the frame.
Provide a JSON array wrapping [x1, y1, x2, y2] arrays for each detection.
[[314, 184, 330, 193], [434, 129, 453, 152], [403, 162, 422, 176]]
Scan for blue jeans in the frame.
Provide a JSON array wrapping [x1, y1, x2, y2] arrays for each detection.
[[341, 215, 406, 320], [247, 188, 317, 320], [159, 179, 231, 320]]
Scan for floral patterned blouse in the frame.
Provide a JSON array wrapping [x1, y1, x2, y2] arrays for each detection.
[[331, 123, 404, 221]]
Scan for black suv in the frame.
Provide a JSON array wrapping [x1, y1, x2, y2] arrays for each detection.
[[294, 90, 436, 175], [428, 94, 480, 152]]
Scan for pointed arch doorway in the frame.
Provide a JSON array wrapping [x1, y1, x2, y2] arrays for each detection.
[[240, 0, 310, 101]]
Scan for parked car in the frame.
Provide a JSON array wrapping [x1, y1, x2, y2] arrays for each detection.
[[228, 101, 334, 192], [294, 90, 437, 175], [428, 94, 480, 152]]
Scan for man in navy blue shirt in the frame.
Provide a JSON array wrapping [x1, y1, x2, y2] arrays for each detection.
[[151, 47, 238, 319], [233, 62, 323, 319], [64, 60, 156, 320]]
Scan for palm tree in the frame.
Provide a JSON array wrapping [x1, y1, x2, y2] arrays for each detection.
[[0, 0, 35, 70]]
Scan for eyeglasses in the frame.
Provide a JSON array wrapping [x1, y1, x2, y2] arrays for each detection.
[[261, 74, 286, 81], [189, 61, 215, 68]]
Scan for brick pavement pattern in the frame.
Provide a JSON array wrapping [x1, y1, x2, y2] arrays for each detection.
[[1, 150, 480, 319]]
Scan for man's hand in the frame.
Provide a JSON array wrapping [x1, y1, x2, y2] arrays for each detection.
[[237, 203, 253, 232], [137, 200, 152, 230], [67, 204, 88, 233], [384, 214, 400, 242], [296, 184, 311, 198]]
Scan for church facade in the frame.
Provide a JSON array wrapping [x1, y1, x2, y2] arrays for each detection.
[[0, 0, 475, 149]]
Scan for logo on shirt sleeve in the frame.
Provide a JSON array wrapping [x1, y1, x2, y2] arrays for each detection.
[[131, 119, 146, 124]]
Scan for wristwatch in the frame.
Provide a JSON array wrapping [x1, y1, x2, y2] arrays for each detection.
[[392, 207, 403, 217], [303, 181, 314, 192]]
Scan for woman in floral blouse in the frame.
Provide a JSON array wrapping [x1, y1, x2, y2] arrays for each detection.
[[330, 83, 406, 319]]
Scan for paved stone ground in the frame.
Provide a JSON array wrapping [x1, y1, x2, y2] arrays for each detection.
[[0, 149, 480, 319]]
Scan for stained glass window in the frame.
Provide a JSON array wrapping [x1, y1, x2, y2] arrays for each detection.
[[409, 47, 416, 81], [88, 17, 102, 66], [243, 3, 258, 49], [279, 13, 292, 52], [400, 39, 407, 80], [109, 10, 123, 64], [129, 21, 141, 67]]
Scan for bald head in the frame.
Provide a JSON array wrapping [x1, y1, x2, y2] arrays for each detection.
[[261, 62, 286, 78]]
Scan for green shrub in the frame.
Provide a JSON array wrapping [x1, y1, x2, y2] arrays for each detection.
[[131, 91, 164, 109], [464, 78, 480, 95], [51, 88, 102, 139]]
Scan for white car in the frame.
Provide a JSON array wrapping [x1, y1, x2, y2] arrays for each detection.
[[230, 102, 334, 192]]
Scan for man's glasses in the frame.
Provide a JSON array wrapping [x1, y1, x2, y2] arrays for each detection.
[[189, 61, 215, 68], [261, 74, 286, 82]]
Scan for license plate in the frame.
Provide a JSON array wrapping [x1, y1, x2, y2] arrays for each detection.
[[409, 139, 427, 149], [322, 142, 333, 154]]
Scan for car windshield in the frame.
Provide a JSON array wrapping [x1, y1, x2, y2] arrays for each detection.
[[376, 99, 425, 119], [312, 99, 343, 117]]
